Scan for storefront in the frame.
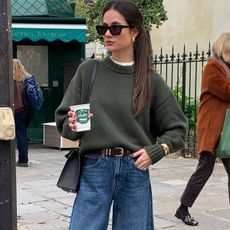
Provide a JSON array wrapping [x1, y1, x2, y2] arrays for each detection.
[[12, 0, 87, 142]]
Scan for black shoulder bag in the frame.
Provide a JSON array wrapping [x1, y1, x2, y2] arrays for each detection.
[[56, 61, 98, 193]]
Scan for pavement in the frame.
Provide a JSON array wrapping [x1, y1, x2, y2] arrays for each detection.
[[17, 144, 230, 230]]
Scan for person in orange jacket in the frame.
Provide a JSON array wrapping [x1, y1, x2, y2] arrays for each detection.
[[175, 32, 230, 226]]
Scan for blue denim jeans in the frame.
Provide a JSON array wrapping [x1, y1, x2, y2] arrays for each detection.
[[69, 155, 154, 230], [15, 108, 33, 163]]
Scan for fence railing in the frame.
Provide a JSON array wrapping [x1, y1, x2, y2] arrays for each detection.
[[153, 44, 211, 157]]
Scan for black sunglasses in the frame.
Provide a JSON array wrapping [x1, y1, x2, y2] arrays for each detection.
[[96, 24, 131, 36]]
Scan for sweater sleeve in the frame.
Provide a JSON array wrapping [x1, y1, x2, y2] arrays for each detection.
[[144, 73, 188, 163], [144, 144, 165, 164], [55, 59, 99, 141], [155, 94, 188, 152]]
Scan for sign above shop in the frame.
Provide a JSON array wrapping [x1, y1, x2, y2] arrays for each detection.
[[12, 23, 87, 43]]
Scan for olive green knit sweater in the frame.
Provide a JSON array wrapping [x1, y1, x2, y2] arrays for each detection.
[[55, 57, 187, 164]]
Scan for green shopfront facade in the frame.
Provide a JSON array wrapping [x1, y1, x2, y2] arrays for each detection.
[[12, 0, 87, 142]]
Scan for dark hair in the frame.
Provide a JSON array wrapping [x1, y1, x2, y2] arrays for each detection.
[[103, 0, 152, 117]]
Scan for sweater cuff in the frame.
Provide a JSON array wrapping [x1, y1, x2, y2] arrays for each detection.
[[144, 144, 165, 165], [61, 117, 81, 141]]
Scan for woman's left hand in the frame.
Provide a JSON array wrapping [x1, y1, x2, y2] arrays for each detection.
[[131, 149, 152, 170]]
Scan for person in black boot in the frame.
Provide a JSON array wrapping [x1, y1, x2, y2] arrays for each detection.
[[175, 203, 198, 226], [175, 32, 230, 226]]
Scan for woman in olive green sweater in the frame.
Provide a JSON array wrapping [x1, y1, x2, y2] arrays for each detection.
[[55, 1, 187, 229]]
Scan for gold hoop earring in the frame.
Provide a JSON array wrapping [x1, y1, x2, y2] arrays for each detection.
[[132, 37, 135, 43]]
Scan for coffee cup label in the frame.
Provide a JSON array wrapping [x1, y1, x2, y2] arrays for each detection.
[[70, 103, 91, 132], [76, 109, 89, 124]]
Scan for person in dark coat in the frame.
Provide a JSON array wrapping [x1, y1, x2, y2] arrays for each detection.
[[13, 59, 33, 167]]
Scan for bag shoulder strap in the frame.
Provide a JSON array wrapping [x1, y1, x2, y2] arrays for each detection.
[[78, 60, 98, 147], [85, 60, 98, 103]]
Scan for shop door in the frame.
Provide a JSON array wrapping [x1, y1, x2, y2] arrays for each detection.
[[17, 45, 53, 142], [63, 61, 82, 93]]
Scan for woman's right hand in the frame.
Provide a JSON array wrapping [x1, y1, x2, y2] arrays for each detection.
[[68, 109, 77, 132]]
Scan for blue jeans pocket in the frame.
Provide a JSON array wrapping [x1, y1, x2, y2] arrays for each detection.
[[83, 155, 102, 169], [127, 156, 148, 171]]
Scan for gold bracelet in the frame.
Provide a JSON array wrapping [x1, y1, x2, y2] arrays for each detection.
[[160, 143, 170, 156]]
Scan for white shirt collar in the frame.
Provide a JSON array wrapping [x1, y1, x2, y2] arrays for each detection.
[[110, 57, 134, 66]]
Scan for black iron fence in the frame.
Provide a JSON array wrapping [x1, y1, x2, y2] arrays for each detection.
[[153, 44, 211, 157]]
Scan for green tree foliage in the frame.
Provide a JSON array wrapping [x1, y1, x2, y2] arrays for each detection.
[[69, 0, 87, 17], [70, 0, 167, 43], [172, 87, 199, 133]]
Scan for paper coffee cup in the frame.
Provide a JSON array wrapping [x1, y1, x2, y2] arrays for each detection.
[[70, 103, 91, 132]]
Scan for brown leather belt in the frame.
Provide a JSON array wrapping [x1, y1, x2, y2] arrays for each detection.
[[84, 147, 130, 156]]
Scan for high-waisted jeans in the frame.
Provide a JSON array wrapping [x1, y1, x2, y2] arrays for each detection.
[[69, 155, 154, 230]]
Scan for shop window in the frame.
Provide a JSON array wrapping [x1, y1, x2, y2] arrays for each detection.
[[17, 46, 48, 87]]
